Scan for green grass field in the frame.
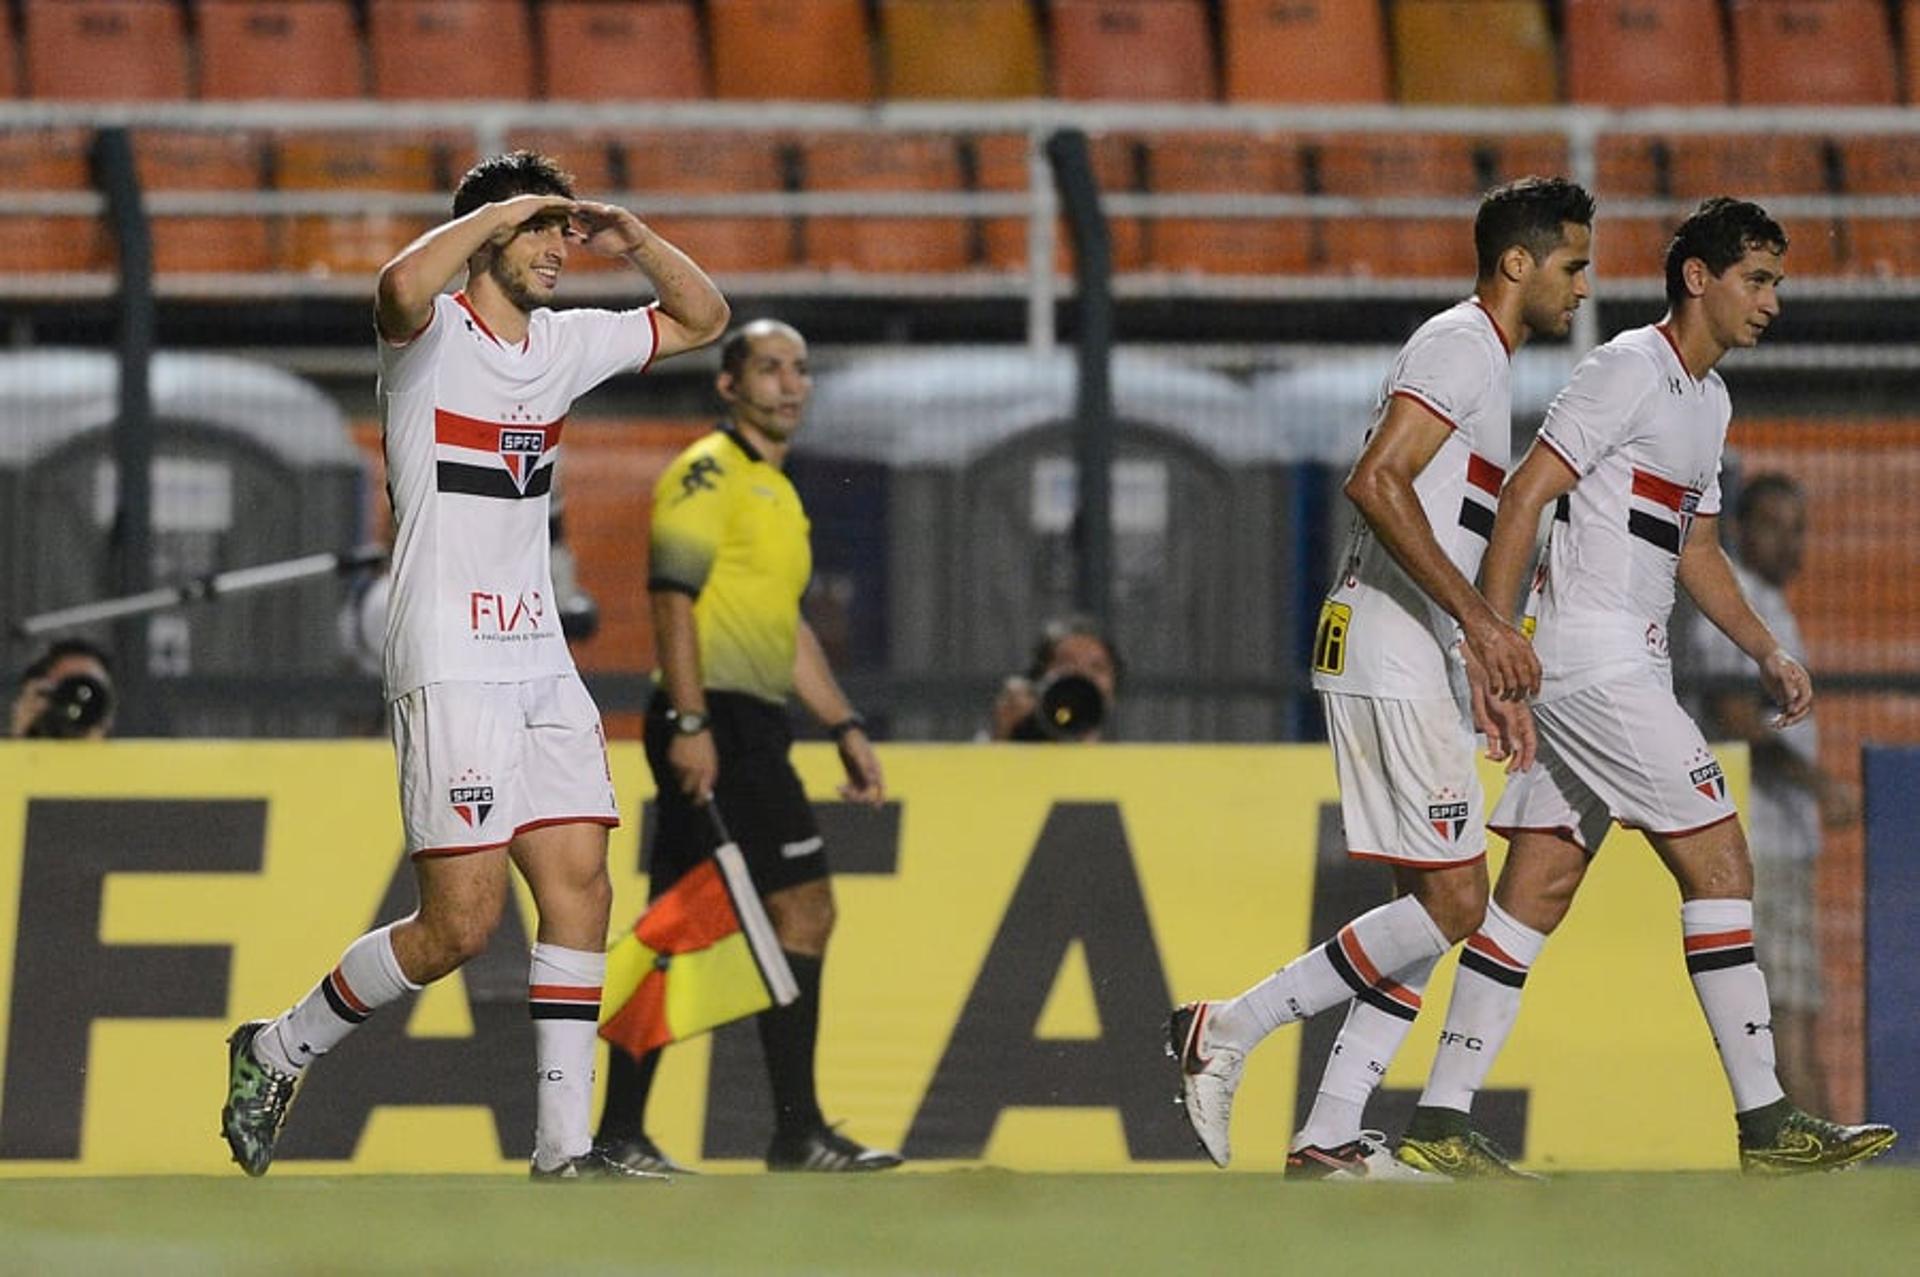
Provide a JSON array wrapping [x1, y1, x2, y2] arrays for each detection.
[[4, 1169, 1919, 1276]]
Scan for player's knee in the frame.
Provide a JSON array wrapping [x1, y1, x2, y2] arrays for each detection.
[[419, 905, 500, 969], [773, 889, 835, 953]]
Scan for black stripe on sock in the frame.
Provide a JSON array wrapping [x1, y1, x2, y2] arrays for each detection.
[[320, 977, 370, 1024], [1321, 937, 1372, 995], [529, 1003, 601, 1021], [1686, 945, 1756, 975], [1459, 947, 1528, 989], [1357, 984, 1420, 1023]]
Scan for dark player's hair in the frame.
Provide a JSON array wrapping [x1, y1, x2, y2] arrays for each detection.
[[718, 319, 806, 381], [1735, 471, 1804, 523], [1026, 614, 1124, 689], [1474, 177, 1595, 278], [451, 150, 575, 219], [1665, 197, 1788, 303], [16, 637, 114, 690]]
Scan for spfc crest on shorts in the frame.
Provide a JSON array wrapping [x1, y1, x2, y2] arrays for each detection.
[[1428, 789, 1470, 841], [450, 768, 496, 828], [1689, 757, 1727, 801]]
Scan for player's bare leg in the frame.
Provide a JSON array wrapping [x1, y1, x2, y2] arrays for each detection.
[[1651, 822, 1895, 1173]]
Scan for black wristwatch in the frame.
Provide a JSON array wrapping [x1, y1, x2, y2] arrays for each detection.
[[828, 713, 867, 740], [666, 707, 710, 736]]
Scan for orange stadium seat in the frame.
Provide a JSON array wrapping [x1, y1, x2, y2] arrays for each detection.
[[501, 131, 624, 272], [1837, 137, 1920, 275], [1906, 1, 1920, 106], [1315, 134, 1568, 278], [1594, 134, 1683, 278], [1222, 0, 1389, 104], [196, 0, 365, 99], [538, 0, 708, 101], [799, 134, 970, 272], [1146, 133, 1312, 275], [1391, 0, 1557, 105], [708, 0, 874, 101], [24, 0, 189, 100], [1562, 0, 1730, 105], [369, 0, 534, 100], [0, 129, 112, 272], [974, 132, 1145, 272], [1050, 0, 1216, 101], [880, 0, 1044, 99], [134, 130, 272, 273], [275, 136, 444, 277], [1728, 0, 1897, 105], [622, 133, 796, 272], [1667, 134, 1840, 273]]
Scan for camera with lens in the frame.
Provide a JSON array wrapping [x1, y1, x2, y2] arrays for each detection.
[[26, 673, 114, 739], [1011, 671, 1107, 742]]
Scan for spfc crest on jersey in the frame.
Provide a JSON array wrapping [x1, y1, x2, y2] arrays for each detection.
[[498, 428, 546, 493], [1428, 788, 1470, 842], [450, 768, 496, 828], [1687, 750, 1727, 801]]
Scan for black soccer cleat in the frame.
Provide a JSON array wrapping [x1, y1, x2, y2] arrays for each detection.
[[766, 1124, 904, 1173], [530, 1146, 672, 1181]]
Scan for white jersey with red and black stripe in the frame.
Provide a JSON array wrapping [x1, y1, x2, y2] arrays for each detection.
[[378, 290, 659, 698], [1315, 297, 1513, 700], [1526, 323, 1727, 700]]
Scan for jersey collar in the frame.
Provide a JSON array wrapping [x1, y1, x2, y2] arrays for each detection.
[[453, 290, 530, 353], [719, 423, 764, 462], [1470, 296, 1514, 358]]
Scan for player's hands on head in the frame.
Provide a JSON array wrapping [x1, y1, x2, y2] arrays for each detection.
[[488, 193, 578, 245], [568, 201, 649, 258], [1760, 647, 1814, 729], [668, 730, 719, 805], [1464, 613, 1541, 702], [835, 729, 886, 807]]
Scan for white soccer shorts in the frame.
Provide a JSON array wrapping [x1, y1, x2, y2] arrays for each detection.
[[390, 673, 620, 857], [1322, 691, 1486, 867], [1490, 668, 1738, 853]]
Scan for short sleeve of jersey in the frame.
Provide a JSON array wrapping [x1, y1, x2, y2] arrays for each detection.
[[1698, 459, 1725, 517], [649, 445, 729, 596], [1388, 326, 1491, 430], [376, 293, 455, 394], [1536, 343, 1656, 476], [551, 304, 660, 397]]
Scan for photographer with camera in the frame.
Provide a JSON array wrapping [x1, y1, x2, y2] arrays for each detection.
[[988, 615, 1122, 743], [10, 637, 116, 740]]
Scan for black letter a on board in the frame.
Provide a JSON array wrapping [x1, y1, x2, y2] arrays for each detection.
[[902, 803, 1200, 1160]]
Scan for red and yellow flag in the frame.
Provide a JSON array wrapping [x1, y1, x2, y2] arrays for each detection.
[[599, 843, 798, 1057]]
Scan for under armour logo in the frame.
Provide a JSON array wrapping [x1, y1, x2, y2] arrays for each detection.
[[1744, 1020, 1773, 1036]]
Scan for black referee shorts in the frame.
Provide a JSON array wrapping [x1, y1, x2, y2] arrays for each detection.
[[642, 689, 828, 900]]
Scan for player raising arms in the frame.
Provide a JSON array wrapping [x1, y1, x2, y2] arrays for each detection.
[[220, 151, 729, 1179], [1396, 198, 1896, 1177], [1170, 178, 1592, 1178]]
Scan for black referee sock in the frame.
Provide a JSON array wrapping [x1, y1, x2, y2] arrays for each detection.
[[760, 951, 827, 1140], [594, 1045, 662, 1144]]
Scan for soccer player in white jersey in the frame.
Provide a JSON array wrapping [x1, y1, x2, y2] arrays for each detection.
[[1170, 178, 1594, 1179], [1396, 198, 1897, 1177], [219, 151, 731, 1180]]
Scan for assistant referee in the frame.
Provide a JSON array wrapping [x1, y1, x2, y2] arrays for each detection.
[[593, 318, 900, 1174]]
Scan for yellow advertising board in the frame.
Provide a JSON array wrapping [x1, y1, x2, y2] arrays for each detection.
[[0, 740, 1747, 1176]]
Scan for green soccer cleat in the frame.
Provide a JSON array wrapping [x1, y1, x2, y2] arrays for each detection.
[[1394, 1129, 1542, 1181], [1739, 1109, 1898, 1175], [220, 1020, 301, 1177]]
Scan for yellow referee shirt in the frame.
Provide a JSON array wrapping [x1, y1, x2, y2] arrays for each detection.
[[648, 427, 812, 705]]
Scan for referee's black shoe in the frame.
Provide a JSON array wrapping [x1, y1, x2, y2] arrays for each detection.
[[766, 1124, 904, 1172], [595, 1134, 697, 1176]]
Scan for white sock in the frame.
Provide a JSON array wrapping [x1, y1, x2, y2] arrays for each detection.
[[1213, 896, 1449, 1050], [254, 923, 418, 1076], [1419, 901, 1544, 1114], [1294, 952, 1439, 1151], [1683, 898, 1786, 1113], [530, 942, 606, 1171]]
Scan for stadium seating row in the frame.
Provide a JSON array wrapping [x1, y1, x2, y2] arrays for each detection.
[[7, 127, 1920, 278], [0, 0, 1914, 107]]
